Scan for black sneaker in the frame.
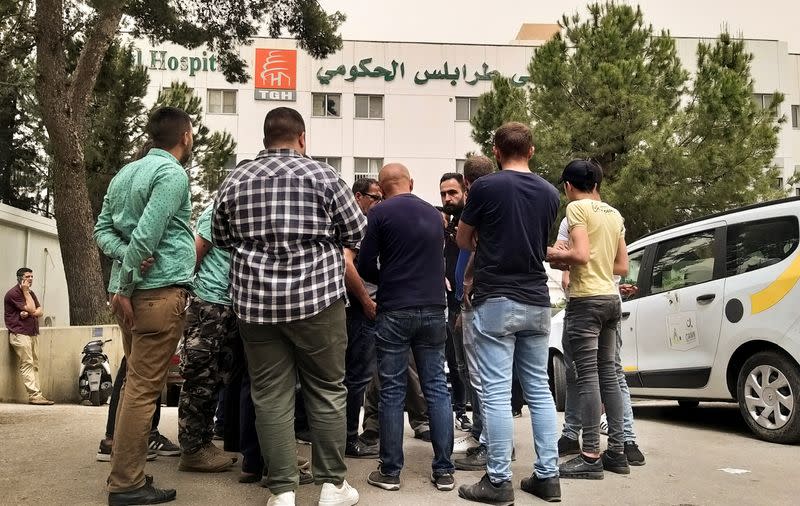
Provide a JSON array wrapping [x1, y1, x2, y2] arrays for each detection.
[[107, 483, 176, 505], [458, 474, 514, 506], [557, 436, 581, 457], [455, 444, 487, 471], [455, 414, 473, 432], [624, 441, 645, 466], [520, 474, 561, 503], [601, 450, 630, 475], [431, 472, 455, 491], [367, 469, 400, 491], [559, 454, 604, 480], [98, 439, 157, 462], [148, 432, 181, 457], [345, 438, 378, 459], [295, 429, 313, 445], [359, 430, 379, 447], [414, 430, 431, 442]]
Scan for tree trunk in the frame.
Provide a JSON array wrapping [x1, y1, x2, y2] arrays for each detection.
[[34, 0, 122, 324], [50, 135, 111, 325]]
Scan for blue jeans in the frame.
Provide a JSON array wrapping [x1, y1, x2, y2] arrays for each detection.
[[376, 307, 454, 477], [473, 297, 559, 482], [461, 309, 485, 443], [344, 307, 377, 442], [563, 321, 636, 443]]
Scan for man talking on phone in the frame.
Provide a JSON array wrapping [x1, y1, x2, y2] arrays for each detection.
[[4, 267, 53, 405]]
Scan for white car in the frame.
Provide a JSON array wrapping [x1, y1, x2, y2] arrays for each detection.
[[547, 197, 800, 444]]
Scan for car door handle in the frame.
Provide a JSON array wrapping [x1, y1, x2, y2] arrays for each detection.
[[621, 311, 631, 320], [696, 294, 716, 303]]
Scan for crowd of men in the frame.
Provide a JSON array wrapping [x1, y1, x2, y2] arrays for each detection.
[[3, 104, 647, 505]]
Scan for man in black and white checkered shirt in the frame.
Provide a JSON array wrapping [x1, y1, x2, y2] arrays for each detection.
[[212, 107, 365, 506]]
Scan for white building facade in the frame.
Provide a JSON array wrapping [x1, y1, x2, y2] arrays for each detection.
[[132, 33, 800, 205]]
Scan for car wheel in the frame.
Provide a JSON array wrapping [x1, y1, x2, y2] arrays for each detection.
[[737, 351, 800, 444], [549, 353, 567, 412], [678, 400, 700, 408], [166, 384, 181, 407], [90, 390, 101, 406]]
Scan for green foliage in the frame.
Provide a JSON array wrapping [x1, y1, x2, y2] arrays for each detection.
[[124, 0, 345, 82], [0, 0, 50, 214], [470, 76, 531, 158], [151, 82, 237, 216], [83, 41, 150, 218], [471, 2, 785, 240]]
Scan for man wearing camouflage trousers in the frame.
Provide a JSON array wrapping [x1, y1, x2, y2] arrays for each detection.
[[178, 203, 238, 472]]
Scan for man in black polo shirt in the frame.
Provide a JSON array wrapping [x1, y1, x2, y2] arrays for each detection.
[[358, 163, 455, 493], [456, 122, 561, 504]]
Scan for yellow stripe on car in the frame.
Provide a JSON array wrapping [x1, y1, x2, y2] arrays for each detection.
[[750, 253, 800, 314]]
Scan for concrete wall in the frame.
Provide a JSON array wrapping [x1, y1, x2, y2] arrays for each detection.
[[0, 326, 124, 403], [0, 203, 70, 328]]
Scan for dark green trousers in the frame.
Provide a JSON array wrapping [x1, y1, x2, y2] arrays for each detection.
[[238, 299, 348, 495]]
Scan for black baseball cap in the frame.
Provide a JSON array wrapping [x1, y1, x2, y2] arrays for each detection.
[[558, 159, 603, 186]]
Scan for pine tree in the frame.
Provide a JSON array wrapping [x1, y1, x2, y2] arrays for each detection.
[[471, 2, 785, 240]]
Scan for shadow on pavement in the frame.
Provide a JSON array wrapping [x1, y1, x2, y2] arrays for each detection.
[[631, 401, 753, 438]]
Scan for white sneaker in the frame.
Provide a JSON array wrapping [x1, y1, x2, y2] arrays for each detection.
[[318, 480, 359, 506], [268, 491, 296, 506], [453, 434, 479, 454], [600, 413, 609, 436]]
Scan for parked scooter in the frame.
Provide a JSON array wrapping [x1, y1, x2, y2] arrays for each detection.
[[79, 339, 113, 406]]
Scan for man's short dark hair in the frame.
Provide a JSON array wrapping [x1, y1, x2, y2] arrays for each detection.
[[493, 122, 533, 159], [146, 107, 192, 150], [16, 267, 32, 281], [463, 155, 495, 185], [264, 107, 306, 147], [439, 172, 465, 190], [559, 159, 603, 192], [353, 177, 378, 195]]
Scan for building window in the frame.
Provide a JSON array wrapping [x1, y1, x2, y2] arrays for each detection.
[[355, 95, 383, 119], [752, 93, 774, 110], [796, 188, 800, 197], [456, 159, 466, 174], [775, 177, 784, 190], [354, 157, 383, 180], [316, 157, 342, 173], [207, 89, 237, 114], [792, 105, 799, 128], [456, 97, 480, 121], [312, 93, 341, 117]]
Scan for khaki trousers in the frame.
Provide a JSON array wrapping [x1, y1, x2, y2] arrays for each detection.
[[107, 287, 188, 493], [9, 333, 42, 399]]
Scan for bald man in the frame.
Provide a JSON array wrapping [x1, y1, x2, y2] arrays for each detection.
[[358, 164, 455, 493]]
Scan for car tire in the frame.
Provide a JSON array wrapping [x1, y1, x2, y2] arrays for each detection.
[[678, 400, 700, 408], [166, 384, 181, 407], [90, 390, 101, 407], [549, 353, 567, 412], [736, 351, 800, 444]]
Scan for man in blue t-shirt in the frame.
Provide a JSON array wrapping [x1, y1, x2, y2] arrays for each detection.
[[456, 122, 562, 504], [358, 163, 455, 493]]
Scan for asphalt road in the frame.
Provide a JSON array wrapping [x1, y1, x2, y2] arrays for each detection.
[[0, 400, 796, 505]]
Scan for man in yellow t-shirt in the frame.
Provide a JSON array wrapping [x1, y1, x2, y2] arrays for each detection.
[[546, 159, 629, 480]]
